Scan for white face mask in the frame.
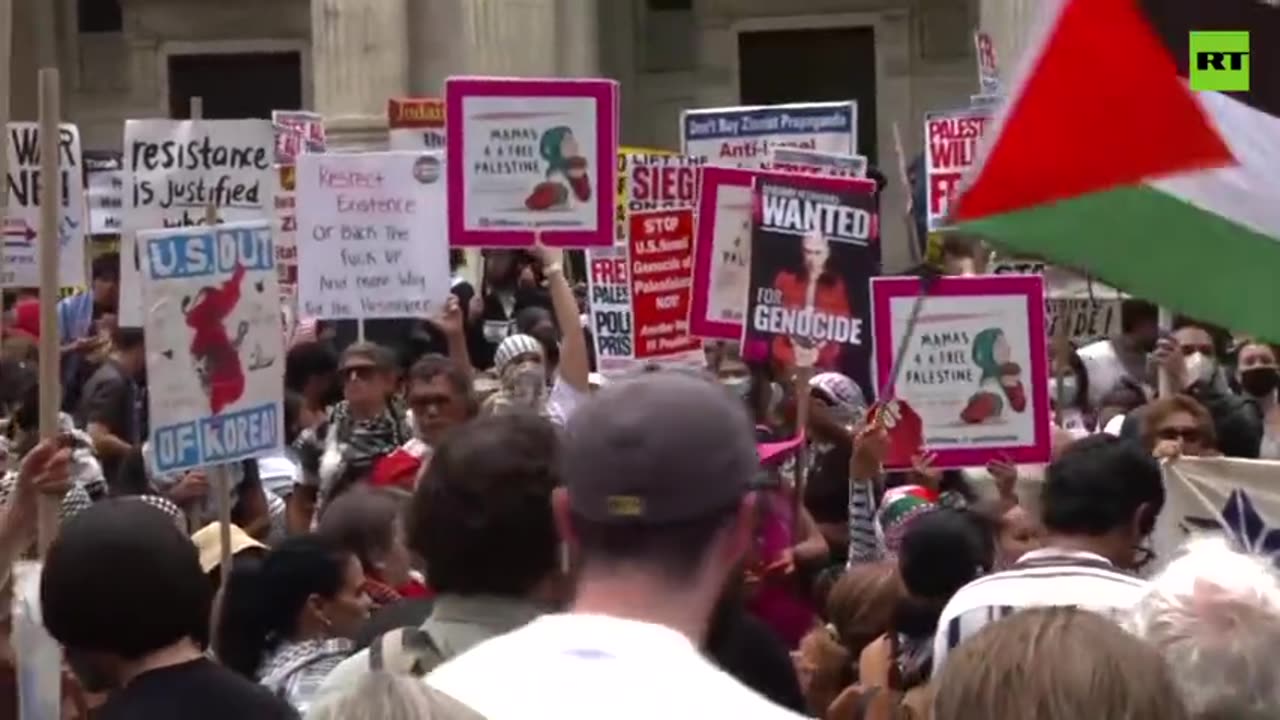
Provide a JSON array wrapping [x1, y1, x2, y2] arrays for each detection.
[[721, 376, 750, 399], [507, 361, 547, 406], [1184, 352, 1216, 385]]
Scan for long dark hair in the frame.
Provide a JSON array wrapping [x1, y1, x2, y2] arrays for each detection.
[[215, 535, 353, 679]]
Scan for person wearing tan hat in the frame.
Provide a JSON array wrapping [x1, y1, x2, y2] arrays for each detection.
[[191, 522, 267, 582]]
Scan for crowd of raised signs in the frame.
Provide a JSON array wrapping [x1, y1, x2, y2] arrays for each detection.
[[0, 218, 1278, 720]]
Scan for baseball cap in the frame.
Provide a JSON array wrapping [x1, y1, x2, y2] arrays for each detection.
[[562, 372, 756, 524], [339, 342, 396, 372]]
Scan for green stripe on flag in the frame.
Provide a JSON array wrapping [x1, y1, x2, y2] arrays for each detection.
[[957, 185, 1280, 342]]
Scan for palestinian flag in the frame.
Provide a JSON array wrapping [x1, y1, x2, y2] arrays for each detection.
[[953, 0, 1280, 341]]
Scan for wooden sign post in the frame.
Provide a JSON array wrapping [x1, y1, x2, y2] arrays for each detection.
[[36, 68, 62, 556], [0, 0, 13, 349]]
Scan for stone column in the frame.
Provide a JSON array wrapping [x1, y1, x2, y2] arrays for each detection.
[[410, 0, 599, 96], [311, 0, 410, 150], [979, 0, 1042, 86]]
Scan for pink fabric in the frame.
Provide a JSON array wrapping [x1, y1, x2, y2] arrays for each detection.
[[746, 494, 816, 649]]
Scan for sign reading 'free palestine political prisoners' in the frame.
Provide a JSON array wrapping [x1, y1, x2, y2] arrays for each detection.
[[680, 102, 857, 168], [119, 119, 275, 327], [446, 76, 618, 248], [296, 151, 451, 320], [140, 221, 283, 474], [3, 123, 86, 288]]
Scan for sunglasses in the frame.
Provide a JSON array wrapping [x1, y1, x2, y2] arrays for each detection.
[[1156, 425, 1202, 444], [342, 365, 378, 383]]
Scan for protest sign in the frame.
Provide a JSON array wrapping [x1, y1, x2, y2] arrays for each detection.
[[588, 249, 634, 371], [768, 147, 867, 178], [84, 150, 123, 236], [138, 221, 284, 474], [990, 259, 1126, 344], [120, 119, 274, 326], [743, 173, 881, 396], [975, 31, 1002, 96], [445, 76, 618, 247], [296, 151, 450, 320], [590, 152, 702, 373], [388, 97, 446, 151], [870, 275, 1051, 469], [681, 102, 857, 168], [924, 108, 992, 231], [272, 114, 325, 295], [271, 111, 325, 166], [3, 122, 86, 287]]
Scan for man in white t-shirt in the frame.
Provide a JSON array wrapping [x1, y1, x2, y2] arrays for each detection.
[[427, 373, 806, 720]]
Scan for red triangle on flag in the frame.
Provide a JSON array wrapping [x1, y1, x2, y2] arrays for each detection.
[[952, 0, 1236, 222]]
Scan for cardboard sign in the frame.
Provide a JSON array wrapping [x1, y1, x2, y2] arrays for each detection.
[[84, 151, 123, 236], [139, 221, 284, 474], [924, 108, 992, 231], [3, 123, 86, 287], [588, 248, 634, 369], [630, 209, 699, 360], [870, 275, 1051, 469], [119, 119, 275, 326], [445, 76, 618, 247], [681, 102, 857, 167], [296, 151, 450, 320], [743, 173, 881, 398], [388, 97, 446, 151]]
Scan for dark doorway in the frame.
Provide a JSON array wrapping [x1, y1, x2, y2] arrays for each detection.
[[738, 27, 878, 163], [168, 52, 303, 119]]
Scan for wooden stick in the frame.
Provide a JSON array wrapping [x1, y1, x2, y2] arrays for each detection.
[[188, 95, 233, 583], [0, 0, 12, 347], [1052, 300, 1070, 427], [36, 68, 62, 556], [790, 366, 814, 539]]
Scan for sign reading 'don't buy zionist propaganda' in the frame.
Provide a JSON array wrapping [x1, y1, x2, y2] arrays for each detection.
[[924, 108, 992, 231], [446, 76, 618, 248], [3, 122, 86, 288], [120, 119, 275, 326], [139, 220, 283, 474], [681, 101, 857, 168], [296, 151, 451, 321]]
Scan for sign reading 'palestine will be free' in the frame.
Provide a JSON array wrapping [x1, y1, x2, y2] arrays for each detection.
[[924, 108, 992, 231]]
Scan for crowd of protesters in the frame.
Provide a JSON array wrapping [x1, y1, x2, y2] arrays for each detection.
[[0, 234, 1278, 719]]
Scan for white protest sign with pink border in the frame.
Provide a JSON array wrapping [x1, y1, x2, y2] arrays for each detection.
[[446, 76, 617, 248], [870, 275, 1052, 469]]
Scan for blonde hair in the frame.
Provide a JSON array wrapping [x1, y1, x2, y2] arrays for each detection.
[[934, 607, 1189, 720], [797, 563, 900, 716], [305, 672, 485, 720]]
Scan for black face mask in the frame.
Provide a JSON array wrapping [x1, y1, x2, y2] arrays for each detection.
[[1241, 367, 1280, 398], [64, 648, 118, 693]]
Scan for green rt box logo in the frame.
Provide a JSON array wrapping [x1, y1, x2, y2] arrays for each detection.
[[1190, 31, 1250, 91]]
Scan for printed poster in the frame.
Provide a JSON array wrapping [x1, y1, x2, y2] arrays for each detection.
[[924, 108, 992, 231], [743, 173, 881, 398], [975, 31, 1002, 96], [296, 151, 450, 320], [84, 150, 123, 236], [589, 152, 702, 374], [681, 102, 856, 168], [870, 275, 1051, 469], [3, 123, 86, 288], [388, 98, 446, 151], [138, 221, 284, 474], [991, 259, 1127, 344], [692, 165, 872, 341], [120, 119, 275, 326], [446, 76, 618, 247], [768, 147, 868, 178], [272, 111, 326, 295]]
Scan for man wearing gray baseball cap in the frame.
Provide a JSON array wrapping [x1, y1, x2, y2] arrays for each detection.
[[427, 372, 806, 719]]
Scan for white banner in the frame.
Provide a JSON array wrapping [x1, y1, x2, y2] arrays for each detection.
[[296, 151, 450, 320], [1154, 456, 1280, 570], [139, 221, 284, 474], [120, 119, 275, 326], [3, 123, 86, 287]]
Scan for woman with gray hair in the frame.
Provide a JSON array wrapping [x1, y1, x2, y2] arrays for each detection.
[[306, 672, 484, 720], [1127, 535, 1280, 720]]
